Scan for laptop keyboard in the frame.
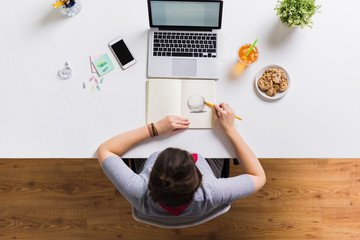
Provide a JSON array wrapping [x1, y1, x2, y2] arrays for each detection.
[[152, 32, 217, 58]]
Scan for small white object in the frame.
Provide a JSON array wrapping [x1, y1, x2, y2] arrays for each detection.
[[58, 61, 73, 80], [254, 64, 291, 100]]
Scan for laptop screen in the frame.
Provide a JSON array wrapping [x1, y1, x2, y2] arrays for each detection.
[[148, 0, 223, 29]]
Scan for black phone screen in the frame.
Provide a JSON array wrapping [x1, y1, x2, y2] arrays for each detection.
[[111, 40, 134, 66]]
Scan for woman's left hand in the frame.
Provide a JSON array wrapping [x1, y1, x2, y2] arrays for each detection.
[[155, 116, 190, 135]]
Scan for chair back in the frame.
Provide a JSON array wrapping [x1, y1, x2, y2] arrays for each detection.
[[132, 204, 231, 228]]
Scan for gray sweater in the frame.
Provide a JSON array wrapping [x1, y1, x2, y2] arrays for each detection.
[[102, 152, 254, 217]]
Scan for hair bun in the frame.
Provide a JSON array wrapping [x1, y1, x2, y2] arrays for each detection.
[[165, 179, 172, 187], [160, 175, 174, 191]]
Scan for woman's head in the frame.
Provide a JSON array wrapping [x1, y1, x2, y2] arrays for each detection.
[[148, 148, 202, 208]]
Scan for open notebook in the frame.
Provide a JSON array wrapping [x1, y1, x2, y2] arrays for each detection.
[[147, 79, 215, 128]]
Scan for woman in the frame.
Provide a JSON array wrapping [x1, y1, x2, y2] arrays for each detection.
[[97, 103, 266, 222]]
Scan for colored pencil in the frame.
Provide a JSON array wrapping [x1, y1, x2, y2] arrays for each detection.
[[53, 1, 64, 8], [53, 0, 73, 8], [204, 101, 242, 120]]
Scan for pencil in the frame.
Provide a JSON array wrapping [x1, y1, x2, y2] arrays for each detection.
[[53, 1, 64, 8], [53, 0, 72, 8], [204, 101, 242, 120]]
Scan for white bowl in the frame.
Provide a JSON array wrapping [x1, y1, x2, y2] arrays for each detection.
[[254, 64, 290, 100]]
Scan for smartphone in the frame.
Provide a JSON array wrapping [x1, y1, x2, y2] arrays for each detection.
[[108, 37, 136, 69]]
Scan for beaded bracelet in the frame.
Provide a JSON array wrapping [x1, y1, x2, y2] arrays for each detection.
[[151, 123, 159, 136]]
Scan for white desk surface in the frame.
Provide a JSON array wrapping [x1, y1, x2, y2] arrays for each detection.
[[1, 0, 359, 158]]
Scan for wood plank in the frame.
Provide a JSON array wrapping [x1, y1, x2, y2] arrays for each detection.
[[236, 159, 352, 208], [350, 159, 360, 207], [322, 207, 360, 239], [0, 207, 87, 240], [0, 159, 115, 209], [0, 158, 359, 240]]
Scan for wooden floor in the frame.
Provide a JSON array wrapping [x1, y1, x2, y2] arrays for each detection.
[[0, 158, 359, 240]]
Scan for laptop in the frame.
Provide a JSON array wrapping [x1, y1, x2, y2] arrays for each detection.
[[147, 0, 223, 79]]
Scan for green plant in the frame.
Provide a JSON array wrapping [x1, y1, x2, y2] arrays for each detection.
[[275, 0, 321, 28]]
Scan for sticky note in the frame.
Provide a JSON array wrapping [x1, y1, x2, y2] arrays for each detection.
[[90, 54, 104, 73], [92, 54, 114, 77]]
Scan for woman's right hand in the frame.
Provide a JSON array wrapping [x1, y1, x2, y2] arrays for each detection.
[[213, 103, 236, 134], [154, 116, 190, 135]]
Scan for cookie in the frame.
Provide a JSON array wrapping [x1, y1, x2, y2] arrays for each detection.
[[266, 73, 273, 80], [265, 87, 277, 96], [272, 72, 281, 84], [279, 79, 288, 92], [268, 67, 276, 72], [257, 76, 273, 91], [273, 83, 280, 92], [279, 69, 286, 78]]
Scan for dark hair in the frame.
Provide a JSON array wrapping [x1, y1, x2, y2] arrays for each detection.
[[148, 148, 202, 208]]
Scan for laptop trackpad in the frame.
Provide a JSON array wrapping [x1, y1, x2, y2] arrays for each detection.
[[172, 59, 196, 77]]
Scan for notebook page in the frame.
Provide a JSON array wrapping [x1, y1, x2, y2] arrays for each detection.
[[147, 79, 182, 124], [181, 80, 215, 128]]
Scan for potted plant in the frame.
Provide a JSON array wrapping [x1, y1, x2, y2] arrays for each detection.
[[274, 0, 321, 28]]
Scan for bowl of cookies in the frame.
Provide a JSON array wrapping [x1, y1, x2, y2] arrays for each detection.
[[255, 65, 290, 100]]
